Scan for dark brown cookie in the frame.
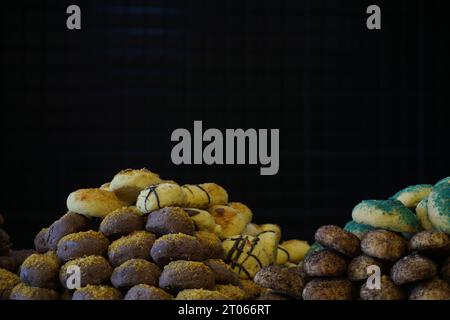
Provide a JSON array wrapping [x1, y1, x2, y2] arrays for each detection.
[[408, 230, 450, 256], [303, 250, 347, 277], [146, 207, 195, 236], [391, 254, 437, 285], [254, 265, 305, 299], [20, 252, 61, 288], [56, 230, 109, 261], [124, 284, 173, 300], [150, 233, 204, 266], [204, 259, 240, 286], [159, 260, 215, 292], [409, 278, 450, 300], [108, 231, 155, 267], [315, 225, 361, 257], [359, 275, 405, 300], [194, 231, 224, 260], [99, 207, 145, 239], [302, 278, 355, 300], [59, 255, 113, 288], [361, 230, 407, 261], [0, 268, 20, 299], [72, 285, 122, 300], [45, 212, 91, 250], [348, 255, 386, 282], [0, 228, 11, 256], [10, 283, 59, 300], [442, 257, 450, 283], [34, 228, 50, 253], [111, 259, 161, 289]]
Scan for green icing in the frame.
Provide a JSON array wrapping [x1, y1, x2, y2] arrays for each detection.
[[391, 184, 433, 199], [435, 177, 450, 187], [344, 220, 374, 234], [430, 184, 450, 216], [305, 242, 324, 257]]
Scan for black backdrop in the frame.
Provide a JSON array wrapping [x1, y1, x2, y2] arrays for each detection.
[[1, 0, 448, 249]]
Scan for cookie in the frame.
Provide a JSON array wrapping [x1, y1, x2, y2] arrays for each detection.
[[427, 183, 450, 234], [208, 205, 247, 238], [359, 275, 405, 300], [254, 265, 305, 299], [408, 230, 450, 256], [109, 168, 162, 204], [416, 199, 433, 230], [175, 289, 229, 300], [302, 278, 355, 300], [203, 259, 241, 286], [315, 225, 361, 257], [352, 199, 420, 233], [228, 202, 253, 225], [56, 230, 109, 261], [67, 188, 123, 218], [59, 255, 112, 288], [305, 242, 325, 257], [215, 284, 246, 300], [343, 220, 375, 240], [10, 283, 59, 300], [124, 284, 173, 300], [181, 184, 212, 208], [435, 176, 450, 188], [111, 259, 161, 289], [391, 254, 437, 285], [99, 206, 145, 238], [199, 183, 228, 206], [45, 212, 91, 250], [185, 208, 221, 234], [136, 183, 186, 214], [194, 231, 224, 260], [391, 184, 433, 209], [20, 252, 60, 288], [146, 207, 195, 236], [159, 260, 215, 292], [34, 228, 50, 253], [108, 230, 155, 267], [303, 250, 347, 277], [0, 268, 20, 299], [347, 255, 386, 282], [239, 279, 264, 299], [242, 223, 263, 237], [72, 285, 122, 300], [409, 278, 450, 300], [361, 230, 407, 261], [278, 240, 310, 263], [150, 233, 204, 266]]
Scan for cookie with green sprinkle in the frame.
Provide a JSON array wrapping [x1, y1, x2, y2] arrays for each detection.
[[435, 177, 450, 188], [343, 220, 375, 239], [391, 184, 433, 209], [416, 198, 433, 230], [427, 184, 450, 234]]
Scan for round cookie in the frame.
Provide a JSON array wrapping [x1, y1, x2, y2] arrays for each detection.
[[208, 205, 247, 238], [108, 230, 155, 267], [215, 284, 246, 300], [185, 208, 221, 234], [109, 168, 162, 204], [408, 230, 450, 256], [175, 289, 229, 300], [111, 259, 161, 289], [0, 268, 20, 299], [361, 230, 407, 261], [159, 260, 215, 292], [56, 230, 109, 261], [347, 255, 386, 282], [10, 283, 59, 300], [305, 242, 325, 257], [150, 233, 204, 266], [20, 252, 60, 288], [435, 176, 450, 187], [391, 184, 433, 209], [442, 257, 450, 283], [228, 202, 253, 225], [199, 183, 228, 206], [194, 231, 224, 260], [146, 207, 195, 236], [343, 220, 375, 240], [0, 228, 10, 256], [124, 284, 173, 300], [59, 255, 112, 288], [391, 254, 437, 285], [34, 228, 50, 253], [427, 183, 450, 234], [182, 184, 212, 209], [204, 259, 240, 285], [72, 285, 122, 300], [136, 183, 186, 214], [416, 199, 433, 230], [359, 275, 405, 300], [45, 212, 91, 250], [352, 199, 420, 233], [409, 278, 450, 300], [67, 188, 123, 218], [303, 250, 347, 277], [315, 225, 360, 257], [100, 207, 145, 238], [278, 240, 310, 263], [254, 265, 305, 299], [302, 278, 355, 300]]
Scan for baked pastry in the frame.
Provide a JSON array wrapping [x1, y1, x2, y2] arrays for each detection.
[[159, 260, 215, 292], [391, 254, 437, 285], [146, 207, 195, 236], [184, 208, 221, 234], [277, 240, 309, 263], [239, 279, 264, 299], [416, 199, 433, 230], [361, 229, 407, 261], [203, 259, 240, 286], [194, 231, 224, 260], [150, 233, 204, 266], [175, 289, 229, 300], [108, 231, 155, 267], [67, 188, 123, 218], [409, 278, 450, 300], [391, 184, 433, 209], [34, 228, 50, 253], [359, 275, 405, 300], [59, 255, 112, 288], [435, 176, 450, 188], [136, 183, 186, 214], [72, 285, 122, 300], [111, 259, 161, 289], [343, 220, 375, 240], [408, 230, 450, 256], [427, 183, 450, 233], [254, 265, 305, 299], [208, 205, 247, 238], [45, 212, 91, 250], [228, 202, 253, 225], [56, 230, 109, 261], [303, 250, 347, 277], [99, 206, 145, 238], [10, 283, 59, 300], [20, 252, 60, 288], [302, 278, 355, 300], [347, 254, 385, 282], [182, 184, 212, 208], [0, 268, 20, 299], [215, 284, 246, 300], [315, 225, 360, 257], [124, 284, 173, 300], [199, 183, 228, 206]]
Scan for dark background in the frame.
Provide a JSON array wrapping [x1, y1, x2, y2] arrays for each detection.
[[1, 0, 448, 249]]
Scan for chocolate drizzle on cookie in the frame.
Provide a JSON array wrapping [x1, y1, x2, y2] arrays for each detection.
[[224, 235, 262, 279], [195, 184, 211, 205], [278, 246, 291, 261], [143, 185, 161, 212]]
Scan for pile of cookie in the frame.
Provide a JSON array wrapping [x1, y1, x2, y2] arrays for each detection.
[[0, 168, 309, 300], [297, 177, 450, 300]]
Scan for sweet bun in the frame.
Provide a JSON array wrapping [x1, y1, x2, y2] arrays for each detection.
[[391, 184, 433, 209], [67, 188, 123, 218], [182, 184, 211, 208], [109, 168, 162, 204], [427, 184, 450, 234], [416, 199, 433, 230], [352, 199, 420, 233], [199, 183, 228, 206], [208, 205, 247, 238], [185, 208, 221, 234], [228, 202, 253, 225], [136, 183, 186, 214]]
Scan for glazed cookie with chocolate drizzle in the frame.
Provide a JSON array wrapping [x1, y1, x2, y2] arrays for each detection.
[[182, 184, 212, 208], [136, 183, 186, 214]]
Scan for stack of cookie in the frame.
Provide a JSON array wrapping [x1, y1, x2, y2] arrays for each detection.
[[1, 168, 309, 300]]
